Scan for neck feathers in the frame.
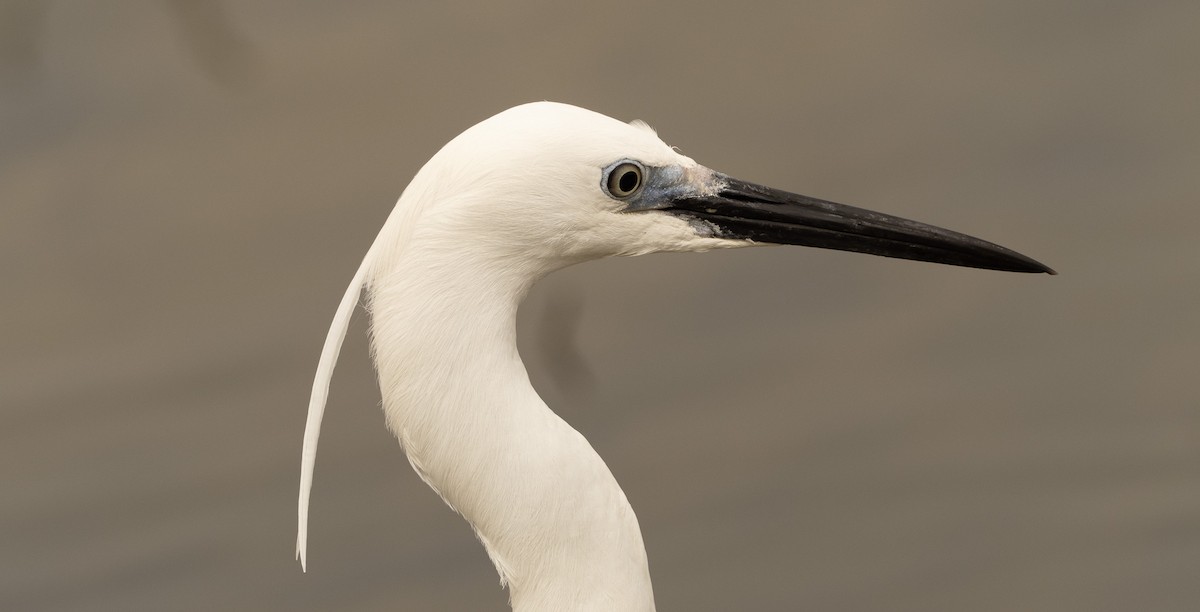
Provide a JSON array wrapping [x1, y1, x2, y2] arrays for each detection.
[[361, 231, 657, 610]]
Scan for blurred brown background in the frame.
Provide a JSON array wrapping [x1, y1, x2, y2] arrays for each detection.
[[2, 2, 1197, 610]]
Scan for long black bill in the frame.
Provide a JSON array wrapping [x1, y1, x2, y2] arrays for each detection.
[[668, 174, 1055, 274]]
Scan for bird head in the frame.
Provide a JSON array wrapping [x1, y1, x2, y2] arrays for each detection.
[[383, 101, 1053, 277]]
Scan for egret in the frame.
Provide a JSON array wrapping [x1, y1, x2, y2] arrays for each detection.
[[296, 102, 1052, 611]]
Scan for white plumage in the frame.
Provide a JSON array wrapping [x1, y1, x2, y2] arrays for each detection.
[[297, 102, 1051, 611]]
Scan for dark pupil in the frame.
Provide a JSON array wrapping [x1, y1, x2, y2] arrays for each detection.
[[618, 170, 639, 193]]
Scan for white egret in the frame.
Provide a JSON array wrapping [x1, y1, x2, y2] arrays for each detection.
[[296, 102, 1052, 611]]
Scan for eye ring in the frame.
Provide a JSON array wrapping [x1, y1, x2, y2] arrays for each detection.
[[604, 161, 645, 199]]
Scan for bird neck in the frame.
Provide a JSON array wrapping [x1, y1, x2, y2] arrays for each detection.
[[367, 241, 656, 612]]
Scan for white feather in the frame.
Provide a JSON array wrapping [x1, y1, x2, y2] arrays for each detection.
[[295, 247, 370, 572]]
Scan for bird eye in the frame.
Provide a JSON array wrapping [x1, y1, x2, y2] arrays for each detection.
[[605, 162, 644, 199]]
